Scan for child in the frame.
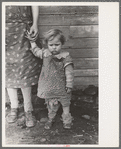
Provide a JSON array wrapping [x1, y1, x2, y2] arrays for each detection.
[[26, 29, 74, 129]]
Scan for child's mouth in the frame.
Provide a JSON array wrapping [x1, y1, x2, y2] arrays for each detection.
[[52, 51, 58, 55]]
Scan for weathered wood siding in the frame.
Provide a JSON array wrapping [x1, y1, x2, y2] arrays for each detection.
[[38, 6, 98, 88]]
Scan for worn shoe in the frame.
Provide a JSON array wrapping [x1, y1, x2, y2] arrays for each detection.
[[62, 113, 73, 129], [6, 108, 18, 123], [25, 111, 36, 128], [63, 122, 73, 129], [44, 119, 54, 130]]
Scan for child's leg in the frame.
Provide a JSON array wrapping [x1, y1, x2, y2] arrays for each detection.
[[63, 106, 70, 115], [47, 101, 60, 120], [62, 106, 72, 123], [45, 100, 60, 129], [61, 97, 73, 129], [7, 88, 18, 109], [21, 87, 36, 127], [6, 88, 18, 123], [62, 106, 73, 129], [21, 87, 33, 112]]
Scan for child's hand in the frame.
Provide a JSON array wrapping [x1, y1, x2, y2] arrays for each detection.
[[43, 49, 52, 57], [25, 30, 38, 42], [66, 87, 72, 93]]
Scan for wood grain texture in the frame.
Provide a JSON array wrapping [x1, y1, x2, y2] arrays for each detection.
[[74, 69, 98, 77], [38, 14, 98, 25], [73, 58, 98, 69], [39, 6, 98, 14], [38, 26, 98, 40], [73, 85, 98, 90], [64, 48, 98, 58], [70, 26, 98, 37], [38, 6, 98, 87], [38, 26, 70, 40], [64, 38, 98, 48], [74, 76, 98, 86], [70, 14, 98, 25]]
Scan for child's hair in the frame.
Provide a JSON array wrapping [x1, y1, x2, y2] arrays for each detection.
[[43, 29, 66, 45]]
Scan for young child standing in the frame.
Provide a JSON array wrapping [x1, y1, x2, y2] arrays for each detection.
[[26, 29, 74, 129]]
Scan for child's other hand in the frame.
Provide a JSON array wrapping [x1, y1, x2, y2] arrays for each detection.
[[43, 49, 52, 57], [66, 87, 72, 93]]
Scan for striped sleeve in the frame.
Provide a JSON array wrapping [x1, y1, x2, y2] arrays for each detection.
[[64, 55, 74, 88], [63, 55, 73, 68], [30, 46, 43, 59]]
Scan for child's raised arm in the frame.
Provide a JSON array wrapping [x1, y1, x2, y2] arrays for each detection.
[[25, 31, 51, 59], [30, 42, 52, 59], [30, 42, 43, 59]]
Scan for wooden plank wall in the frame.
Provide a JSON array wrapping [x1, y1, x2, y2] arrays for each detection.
[[38, 6, 98, 89]]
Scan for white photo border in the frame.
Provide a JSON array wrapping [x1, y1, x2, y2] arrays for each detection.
[[2, 1, 119, 147]]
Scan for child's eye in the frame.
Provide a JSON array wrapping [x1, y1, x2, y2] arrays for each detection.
[[55, 44, 60, 46], [49, 44, 53, 46]]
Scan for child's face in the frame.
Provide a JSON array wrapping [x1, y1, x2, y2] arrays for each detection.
[[47, 35, 62, 55]]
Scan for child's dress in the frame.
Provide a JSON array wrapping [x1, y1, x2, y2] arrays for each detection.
[[6, 6, 42, 88], [30, 46, 74, 106], [38, 54, 73, 103]]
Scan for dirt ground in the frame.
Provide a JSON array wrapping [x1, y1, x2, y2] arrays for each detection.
[[5, 86, 98, 145]]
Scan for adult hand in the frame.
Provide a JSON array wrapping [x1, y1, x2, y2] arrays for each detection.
[[29, 24, 38, 38]]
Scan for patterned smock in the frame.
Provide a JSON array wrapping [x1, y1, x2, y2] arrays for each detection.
[[6, 6, 42, 88], [30, 46, 74, 104], [37, 54, 73, 100]]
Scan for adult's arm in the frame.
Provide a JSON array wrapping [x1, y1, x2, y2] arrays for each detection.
[[29, 6, 39, 37]]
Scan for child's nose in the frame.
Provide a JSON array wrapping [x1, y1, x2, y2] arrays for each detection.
[[53, 45, 56, 49]]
